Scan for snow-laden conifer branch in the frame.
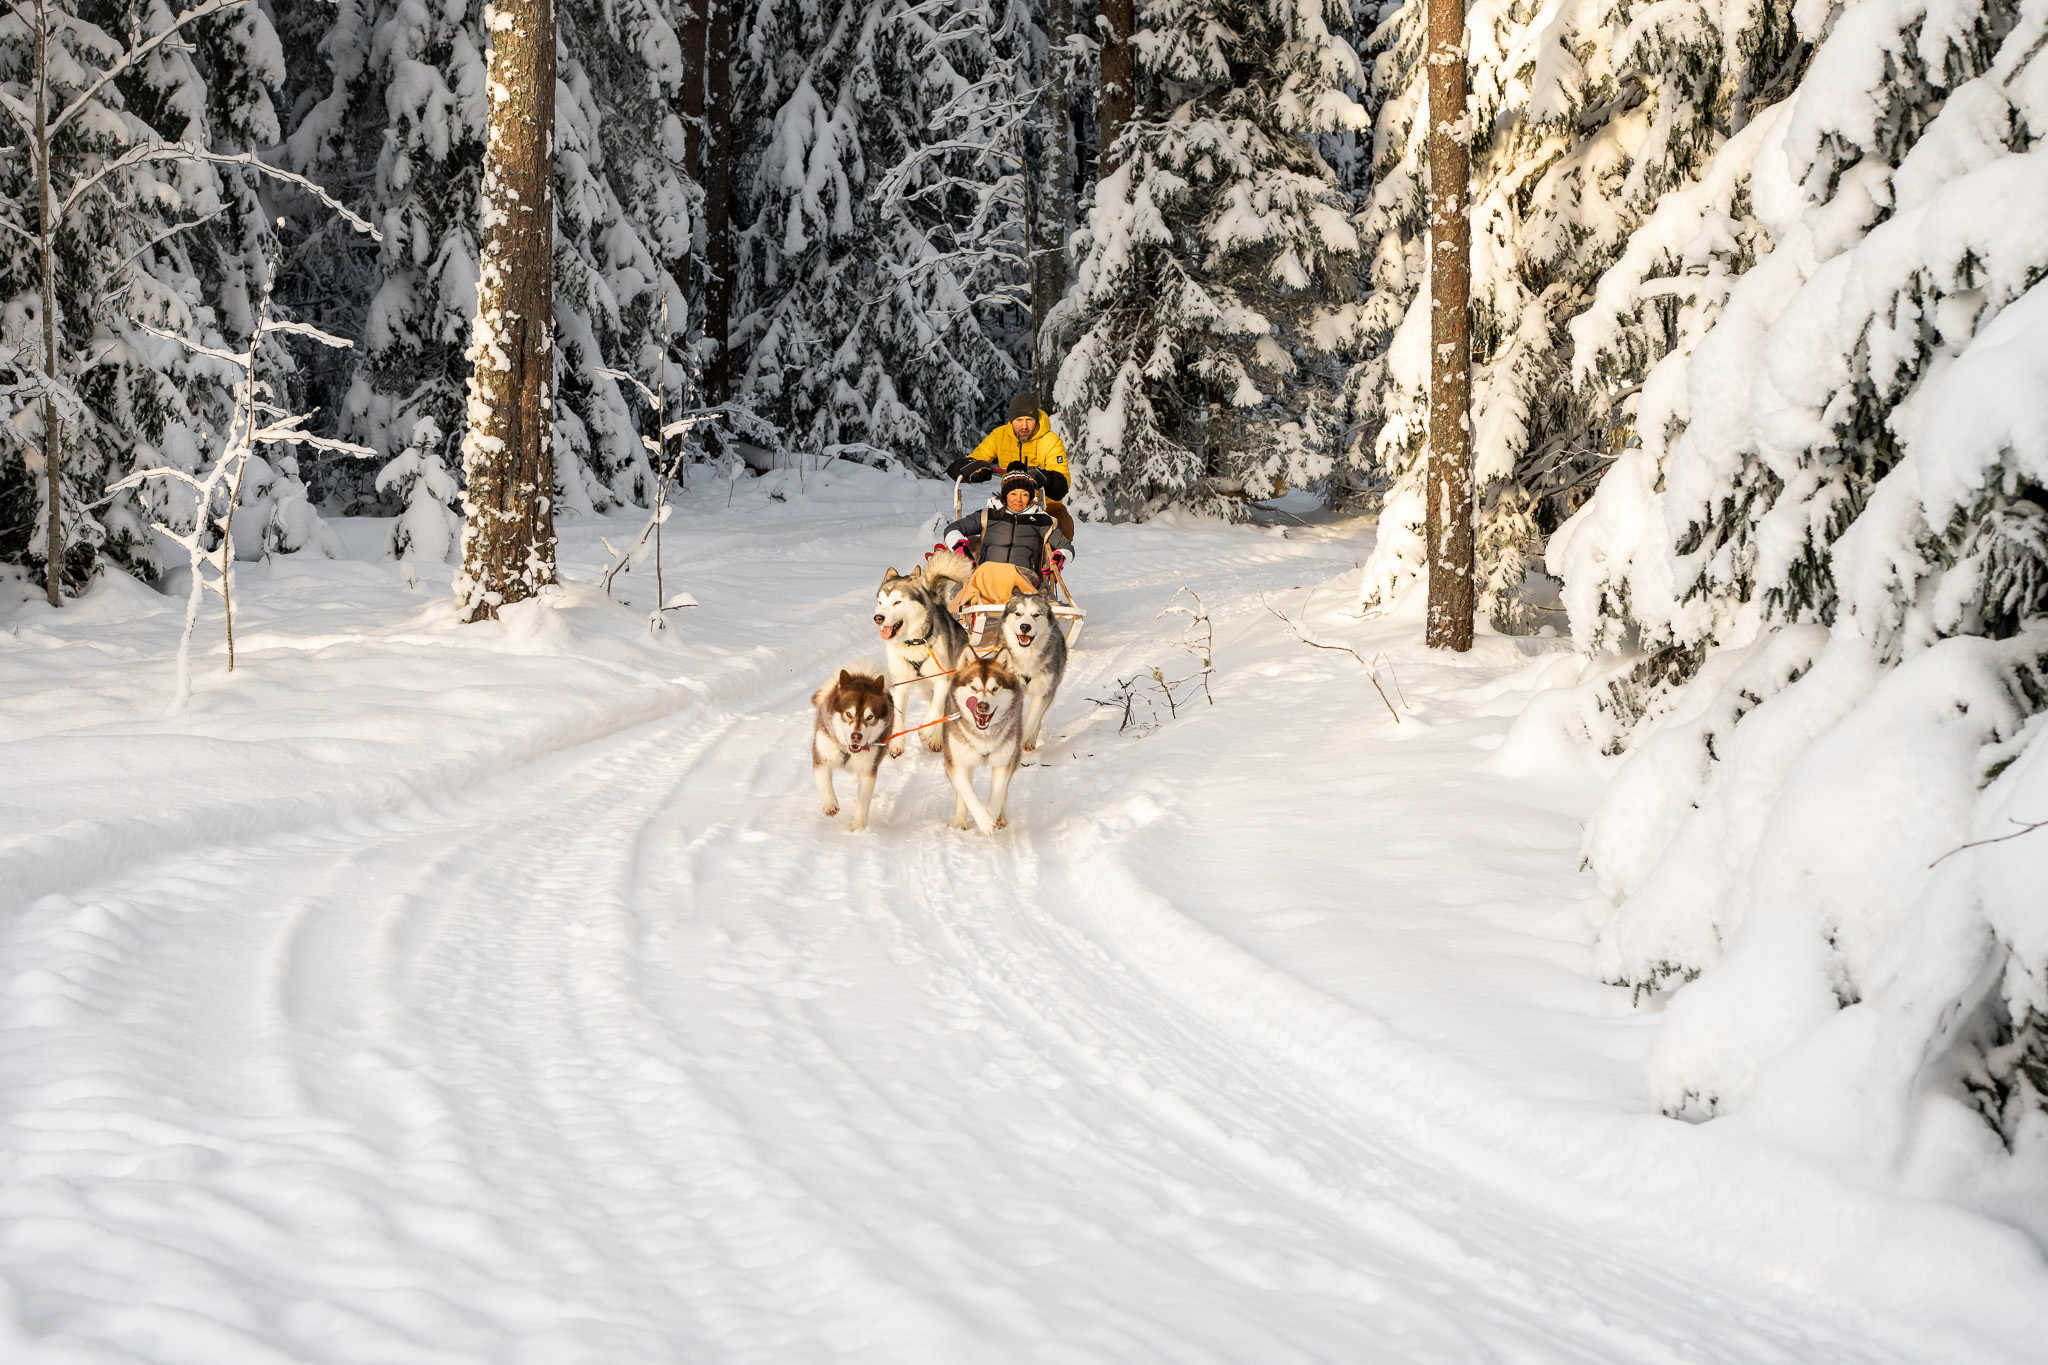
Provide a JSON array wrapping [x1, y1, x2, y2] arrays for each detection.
[[42, 0, 252, 141], [58, 144, 377, 238]]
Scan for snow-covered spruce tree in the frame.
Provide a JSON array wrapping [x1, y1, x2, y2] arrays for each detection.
[[1051, 0, 1367, 520], [1547, 0, 2048, 1165], [281, 0, 692, 517], [378, 413, 460, 569], [1352, 0, 1806, 627], [551, 0, 694, 509], [281, 0, 487, 505], [732, 0, 1026, 469], [0, 0, 295, 591]]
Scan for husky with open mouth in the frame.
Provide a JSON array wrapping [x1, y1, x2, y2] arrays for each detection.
[[812, 663, 893, 831], [943, 657, 1024, 834], [874, 566, 971, 756], [996, 587, 1067, 752]]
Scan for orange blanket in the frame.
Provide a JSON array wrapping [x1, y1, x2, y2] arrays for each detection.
[[949, 562, 1039, 612]]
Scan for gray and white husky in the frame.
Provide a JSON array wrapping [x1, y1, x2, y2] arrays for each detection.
[[874, 566, 971, 756], [996, 588, 1067, 752], [812, 663, 893, 831], [944, 657, 1024, 834]]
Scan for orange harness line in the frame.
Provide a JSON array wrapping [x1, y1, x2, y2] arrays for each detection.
[[888, 640, 1004, 689], [884, 713, 956, 743]]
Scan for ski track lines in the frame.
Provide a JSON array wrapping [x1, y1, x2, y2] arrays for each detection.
[[0, 490, 2034, 1362]]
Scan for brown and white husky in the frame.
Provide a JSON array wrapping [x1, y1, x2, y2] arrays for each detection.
[[812, 664, 893, 831], [943, 657, 1024, 835]]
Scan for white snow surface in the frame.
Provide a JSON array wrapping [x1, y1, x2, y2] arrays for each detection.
[[2, 466, 2044, 1362]]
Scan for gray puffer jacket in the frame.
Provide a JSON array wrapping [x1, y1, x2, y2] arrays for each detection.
[[944, 499, 1074, 574]]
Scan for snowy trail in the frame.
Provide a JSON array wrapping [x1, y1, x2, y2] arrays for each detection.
[[4, 469, 2045, 1362]]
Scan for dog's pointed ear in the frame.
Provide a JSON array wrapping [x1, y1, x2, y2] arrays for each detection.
[[881, 567, 900, 585], [1008, 585, 1026, 601], [837, 668, 856, 689]]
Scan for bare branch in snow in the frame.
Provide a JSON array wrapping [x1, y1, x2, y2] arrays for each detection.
[[1262, 594, 1403, 723]]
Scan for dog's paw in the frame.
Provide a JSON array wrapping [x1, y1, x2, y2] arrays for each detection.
[[820, 802, 839, 818], [924, 735, 945, 753], [1022, 737, 1038, 753], [994, 815, 1008, 830], [849, 817, 868, 832], [887, 741, 906, 758], [948, 817, 971, 831]]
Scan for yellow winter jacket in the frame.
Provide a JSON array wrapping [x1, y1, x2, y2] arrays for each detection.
[[968, 411, 1070, 501]]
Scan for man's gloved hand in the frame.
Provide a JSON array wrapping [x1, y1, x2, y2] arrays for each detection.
[[946, 456, 997, 483]]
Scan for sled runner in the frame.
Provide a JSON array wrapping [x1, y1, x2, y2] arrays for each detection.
[[950, 477, 1086, 649]]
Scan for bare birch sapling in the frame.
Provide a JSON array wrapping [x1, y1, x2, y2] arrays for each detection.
[[112, 271, 374, 707]]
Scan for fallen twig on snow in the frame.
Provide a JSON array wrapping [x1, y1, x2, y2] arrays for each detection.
[[1929, 818, 2048, 868], [1262, 594, 1403, 723]]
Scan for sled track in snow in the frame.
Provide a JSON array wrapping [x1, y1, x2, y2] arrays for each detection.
[[2, 495, 2040, 1362]]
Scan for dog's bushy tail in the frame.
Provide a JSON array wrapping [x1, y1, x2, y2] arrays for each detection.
[[920, 547, 973, 590]]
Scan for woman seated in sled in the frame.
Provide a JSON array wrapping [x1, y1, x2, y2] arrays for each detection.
[[932, 467, 1073, 615]]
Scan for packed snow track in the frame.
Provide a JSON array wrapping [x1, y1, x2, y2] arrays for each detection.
[[2, 467, 2043, 1363]]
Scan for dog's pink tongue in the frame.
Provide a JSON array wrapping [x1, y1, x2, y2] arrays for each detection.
[[880, 622, 898, 640]]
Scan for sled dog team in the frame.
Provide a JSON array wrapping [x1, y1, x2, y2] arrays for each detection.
[[811, 552, 1069, 836]]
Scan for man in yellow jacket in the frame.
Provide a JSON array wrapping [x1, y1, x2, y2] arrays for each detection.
[[947, 392, 1075, 540]]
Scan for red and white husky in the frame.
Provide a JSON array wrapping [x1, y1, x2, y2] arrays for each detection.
[[811, 664, 893, 831]]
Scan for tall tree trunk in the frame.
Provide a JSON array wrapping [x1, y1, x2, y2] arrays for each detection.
[[1098, 0, 1134, 175], [35, 0, 59, 608], [677, 0, 704, 175], [702, 0, 732, 406], [1424, 0, 1474, 651], [459, 0, 558, 622], [1034, 0, 1071, 403], [676, 0, 705, 322]]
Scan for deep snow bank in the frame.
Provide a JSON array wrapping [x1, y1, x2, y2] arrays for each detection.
[[1545, 0, 2048, 1239]]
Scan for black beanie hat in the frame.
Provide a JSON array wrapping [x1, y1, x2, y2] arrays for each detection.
[[1007, 391, 1038, 422]]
